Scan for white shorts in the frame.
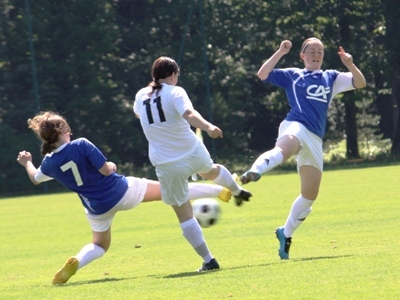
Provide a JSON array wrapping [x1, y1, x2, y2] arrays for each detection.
[[85, 176, 148, 232], [155, 141, 213, 206], [278, 120, 323, 172]]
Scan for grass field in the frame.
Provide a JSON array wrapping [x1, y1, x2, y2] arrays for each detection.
[[0, 165, 399, 299]]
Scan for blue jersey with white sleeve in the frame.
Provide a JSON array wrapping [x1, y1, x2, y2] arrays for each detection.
[[38, 138, 128, 215], [263, 68, 355, 139]]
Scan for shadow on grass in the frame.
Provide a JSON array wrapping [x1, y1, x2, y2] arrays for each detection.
[[162, 254, 354, 278], [55, 255, 355, 284], [292, 254, 354, 262], [162, 270, 219, 279], [55, 277, 132, 287]]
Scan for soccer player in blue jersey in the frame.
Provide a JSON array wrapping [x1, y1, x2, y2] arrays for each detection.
[[240, 38, 366, 259], [17, 111, 233, 284]]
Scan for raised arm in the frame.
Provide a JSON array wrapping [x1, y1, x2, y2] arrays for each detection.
[[338, 46, 366, 89], [257, 40, 292, 80]]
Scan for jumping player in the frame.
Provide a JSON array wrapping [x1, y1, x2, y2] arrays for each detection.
[[240, 38, 366, 259]]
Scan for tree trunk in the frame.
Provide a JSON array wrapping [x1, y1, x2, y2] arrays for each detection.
[[390, 70, 400, 155], [339, 4, 360, 159], [344, 96, 360, 159]]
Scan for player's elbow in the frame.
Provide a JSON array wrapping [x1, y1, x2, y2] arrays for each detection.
[[182, 109, 194, 120], [257, 72, 268, 81], [99, 162, 115, 176], [102, 170, 114, 176], [353, 77, 366, 89], [358, 80, 367, 89]]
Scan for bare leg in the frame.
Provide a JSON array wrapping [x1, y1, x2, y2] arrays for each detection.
[[142, 179, 231, 203]]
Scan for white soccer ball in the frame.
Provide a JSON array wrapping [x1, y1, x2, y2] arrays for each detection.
[[192, 198, 221, 228]]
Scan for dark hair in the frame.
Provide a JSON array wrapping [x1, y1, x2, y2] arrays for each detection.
[[148, 56, 179, 96], [27, 111, 71, 155]]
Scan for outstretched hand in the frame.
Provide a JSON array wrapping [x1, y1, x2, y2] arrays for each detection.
[[338, 46, 353, 66], [17, 150, 33, 167]]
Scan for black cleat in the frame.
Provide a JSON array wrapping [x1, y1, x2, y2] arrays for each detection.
[[197, 258, 220, 272], [234, 189, 252, 207]]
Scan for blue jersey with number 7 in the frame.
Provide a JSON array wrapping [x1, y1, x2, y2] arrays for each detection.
[[39, 138, 128, 215]]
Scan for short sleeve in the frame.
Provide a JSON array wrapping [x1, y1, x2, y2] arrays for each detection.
[[171, 86, 194, 116], [34, 167, 54, 182], [332, 72, 355, 96]]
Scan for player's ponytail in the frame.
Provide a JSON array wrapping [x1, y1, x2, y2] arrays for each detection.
[[148, 56, 179, 96], [27, 111, 71, 155]]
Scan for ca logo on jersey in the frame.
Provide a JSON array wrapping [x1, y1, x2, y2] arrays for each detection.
[[306, 85, 330, 103]]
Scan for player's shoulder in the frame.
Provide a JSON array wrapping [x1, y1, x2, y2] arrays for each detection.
[[323, 69, 341, 76], [170, 85, 188, 97], [321, 69, 342, 82], [70, 137, 91, 144], [281, 67, 302, 72], [69, 138, 96, 149], [273, 67, 302, 76], [135, 86, 152, 98]]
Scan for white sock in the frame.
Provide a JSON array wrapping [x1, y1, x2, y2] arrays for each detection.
[[211, 165, 241, 196], [251, 148, 283, 174], [188, 183, 223, 199], [75, 243, 105, 270], [181, 218, 213, 263], [283, 195, 313, 237]]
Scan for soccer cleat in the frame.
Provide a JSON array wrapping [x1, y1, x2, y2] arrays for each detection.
[[217, 187, 232, 203], [52, 256, 79, 285], [197, 258, 220, 272], [240, 170, 261, 184], [234, 189, 252, 207], [275, 227, 292, 260]]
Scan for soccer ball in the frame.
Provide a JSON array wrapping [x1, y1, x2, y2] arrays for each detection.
[[192, 198, 221, 228]]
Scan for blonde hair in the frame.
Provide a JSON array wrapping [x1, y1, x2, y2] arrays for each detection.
[[300, 37, 323, 53]]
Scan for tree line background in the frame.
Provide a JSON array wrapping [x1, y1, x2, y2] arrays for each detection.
[[1, 0, 399, 196]]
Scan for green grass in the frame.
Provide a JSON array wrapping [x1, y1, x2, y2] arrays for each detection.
[[0, 165, 399, 299]]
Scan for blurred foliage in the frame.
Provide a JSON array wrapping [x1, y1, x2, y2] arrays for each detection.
[[0, 0, 399, 195]]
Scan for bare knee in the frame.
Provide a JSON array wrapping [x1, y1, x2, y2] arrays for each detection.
[[299, 166, 322, 200], [199, 164, 219, 181], [301, 189, 319, 201], [276, 136, 301, 161]]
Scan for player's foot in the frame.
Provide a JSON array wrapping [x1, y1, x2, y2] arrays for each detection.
[[240, 170, 261, 184], [275, 227, 292, 260], [234, 189, 252, 207], [197, 258, 220, 272], [217, 187, 232, 203], [52, 256, 79, 285]]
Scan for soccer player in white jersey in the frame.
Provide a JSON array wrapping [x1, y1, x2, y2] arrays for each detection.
[[134, 56, 252, 272], [17, 111, 234, 284], [240, 38, 366, 259]]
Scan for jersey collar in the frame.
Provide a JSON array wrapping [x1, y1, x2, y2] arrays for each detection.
[[53, 142, 69, 153], [304, 69, 322, 75]]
